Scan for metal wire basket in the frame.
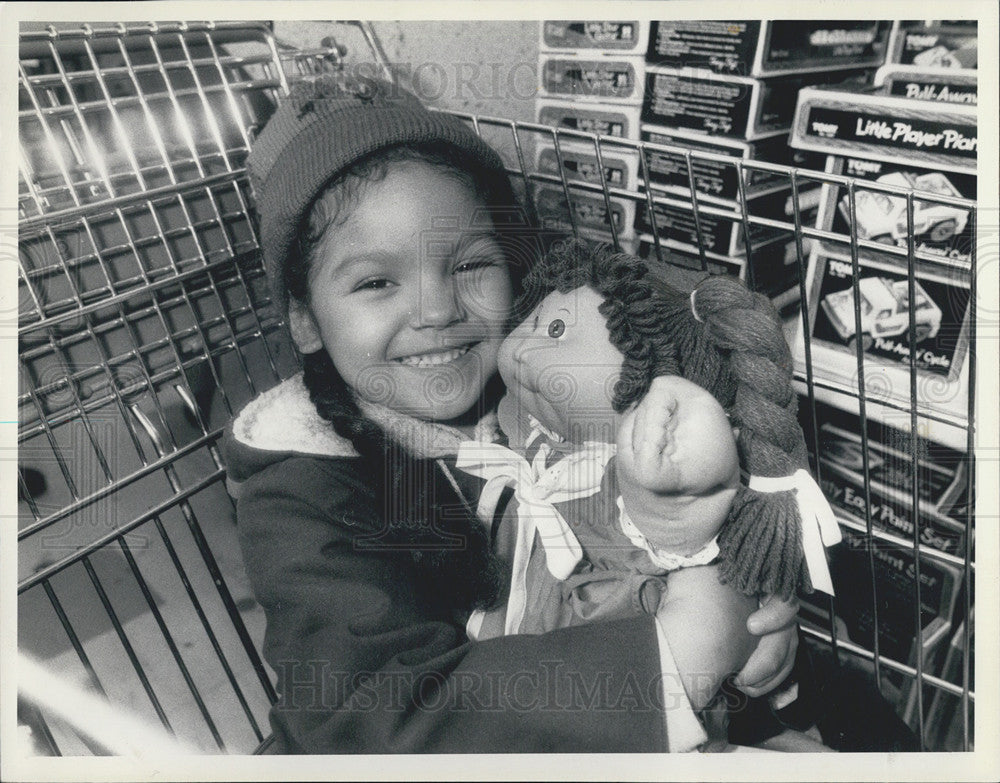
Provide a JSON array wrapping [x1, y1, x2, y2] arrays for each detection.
[[16, 20, 975, 755]]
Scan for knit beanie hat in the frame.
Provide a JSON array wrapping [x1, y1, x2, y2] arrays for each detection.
[[248, 73, 510, 315]]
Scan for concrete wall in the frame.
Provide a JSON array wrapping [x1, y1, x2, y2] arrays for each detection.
[[273, 20, 540, 121]]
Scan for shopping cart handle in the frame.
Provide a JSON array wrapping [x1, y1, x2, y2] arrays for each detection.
[[16, 652, 199, 757]]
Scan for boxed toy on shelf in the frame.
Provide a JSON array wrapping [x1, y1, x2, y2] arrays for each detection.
[[874, 65, 977, 105], [637, 234, 805, 309], [535, 139, 641, 192], [798, 517, 963, 692], [535, 99, 642, 140], [826, 155, 974, 264], [794, 245, 971, 437], [887, 22, 978, 69], [646, 20, 891, 77], [532, 183, 637, 244], [804, 401, 971, 561], [790, 84, 977, 168], [635, 183, 817, 258], [540, 20, 649, 54], [642, 67, 875, 139], [638, 124, 827, 203], [538, 53, 645, 103]]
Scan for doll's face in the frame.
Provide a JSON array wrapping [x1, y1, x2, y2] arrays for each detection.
[[498, 286, 624, 443]]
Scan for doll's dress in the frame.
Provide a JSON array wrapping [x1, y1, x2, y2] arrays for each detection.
[[460, 418, 719, 641]]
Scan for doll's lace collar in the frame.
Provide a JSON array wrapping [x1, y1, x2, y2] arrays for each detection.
[[615, 496, 720, 572]]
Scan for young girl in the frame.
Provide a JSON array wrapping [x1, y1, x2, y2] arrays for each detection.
[[224, 73, 799, 754]]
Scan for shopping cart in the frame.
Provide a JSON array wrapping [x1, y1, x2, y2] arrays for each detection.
[[15, 21, 976, 755]]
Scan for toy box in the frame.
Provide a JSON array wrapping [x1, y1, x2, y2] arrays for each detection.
[[536, 98, 642, 140], [540, 20, 649, 54], [638, 234, 805, 307], [816, 155, 976, 265], [635, 184, 819, 257], [800, 520, 962, 669], [643, 66, 874, 139], [535, 140, 641, 192], [639, 124, 827, 203], [888, 24, 977, 69], [538, 54, 645, 104], [790, 85, 977, 172], [646, 20, 890, 77], [805, 403, 970, 559], [875, 65, 977, 105], [807, 251, 970, 380], [533, 183, 637, 240]]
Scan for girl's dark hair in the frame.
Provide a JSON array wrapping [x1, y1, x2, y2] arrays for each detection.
[[291, 142, 545, 613], [527, 239, 813, 597]]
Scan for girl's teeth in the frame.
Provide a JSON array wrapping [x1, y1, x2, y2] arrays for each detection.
[[397, 346, 470, 367]]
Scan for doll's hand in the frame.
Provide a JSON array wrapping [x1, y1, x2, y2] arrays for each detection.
[[615, 377, 683, 494], [734, 593, 799, 697]]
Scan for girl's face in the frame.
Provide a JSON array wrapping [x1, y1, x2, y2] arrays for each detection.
[[289, 160, 514, 422]]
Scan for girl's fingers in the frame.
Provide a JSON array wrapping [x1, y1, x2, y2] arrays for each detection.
[[747, 593, 800, 635], [734, 625, 797, 696]]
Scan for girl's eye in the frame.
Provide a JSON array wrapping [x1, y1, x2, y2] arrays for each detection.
[[353, 278, 392, 292], [454, 256, 502, 274], [547, 319, 565, 339]]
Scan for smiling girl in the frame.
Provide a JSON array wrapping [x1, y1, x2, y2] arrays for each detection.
[[224, 73, 798, 754]]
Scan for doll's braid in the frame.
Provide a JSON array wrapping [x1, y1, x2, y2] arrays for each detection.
[[689, 276, 809, 475], [689, 276, 811, 596]]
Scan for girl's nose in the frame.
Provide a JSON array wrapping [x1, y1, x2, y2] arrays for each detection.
[[411, 279, 465, 329]]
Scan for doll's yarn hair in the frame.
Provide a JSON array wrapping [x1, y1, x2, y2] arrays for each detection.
[[521, 238, 812, 597]]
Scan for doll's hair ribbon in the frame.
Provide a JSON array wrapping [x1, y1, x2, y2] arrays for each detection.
[[747, 469, 842, 595], [456, 439, 615, 635]]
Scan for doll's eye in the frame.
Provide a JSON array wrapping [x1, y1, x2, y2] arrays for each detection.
[[547, 319, 565, 338]]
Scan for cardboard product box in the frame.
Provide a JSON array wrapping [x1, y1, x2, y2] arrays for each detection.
[[874, 65, 977, 106], [635, 184, 819, 258], [639, 124, 827, 203], [806, 406, 970, 559], [790, 85, 977, 173], [532, 182, 637, 240], [637, 233, 805, 307], [646, 20, 891, 77], [800, 521, 962, 670], [791, 252, 970, 450], [643, 66, 874, 140], [539, 20, 649, 55], [816, 154, 976, 266], [538, 54, 645, 104], [805, 250, 971, 382], [535, 98, 642, 140], [887, 24, 978, 69], [535, 140, 641, 192]]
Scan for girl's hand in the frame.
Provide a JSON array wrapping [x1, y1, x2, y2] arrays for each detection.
[[734, 593, 799, 697]]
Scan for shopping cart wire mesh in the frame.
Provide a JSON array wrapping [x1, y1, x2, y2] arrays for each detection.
[[16, 21, 976, 754]]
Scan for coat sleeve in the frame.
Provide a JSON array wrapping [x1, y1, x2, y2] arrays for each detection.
[[236, 456, 674, 754]]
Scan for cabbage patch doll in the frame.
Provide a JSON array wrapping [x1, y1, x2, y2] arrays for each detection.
[[456, 239, 841, 639]]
